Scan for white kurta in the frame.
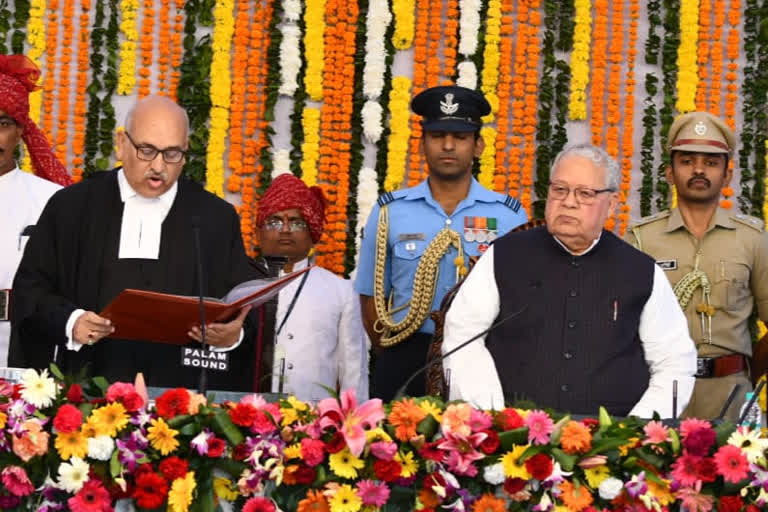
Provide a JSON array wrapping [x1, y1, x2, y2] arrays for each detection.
[[270, 258, 369, 402], [0, 166, 61, 366]]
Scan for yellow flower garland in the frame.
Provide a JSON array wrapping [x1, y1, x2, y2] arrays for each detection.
[[384, 76, 412, 192], [480, 0, 501, 122], [478, 126, 496, 190], [300, 107, 321, 187], [303, 0, 326, 101], [675, 0, 699, 113], [205, 0, 235, 198], [568, 0, 592, 120], [22, 0, 47, 173], [391, 0, 415, 50], [117, 0, 139, 95]]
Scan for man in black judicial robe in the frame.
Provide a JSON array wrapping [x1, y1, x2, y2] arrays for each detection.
[[9, 96, 259, 391]]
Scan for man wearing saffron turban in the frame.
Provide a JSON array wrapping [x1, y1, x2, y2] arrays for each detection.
[[252, 173, 368, 401], [0, 55, 68, 366]]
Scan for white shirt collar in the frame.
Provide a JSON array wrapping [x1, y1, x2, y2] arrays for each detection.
[[553, 232, 602, 256], [0, 164, 21, 185], [117, 167, 178, 210]]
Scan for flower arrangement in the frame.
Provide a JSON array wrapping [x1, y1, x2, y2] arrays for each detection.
[[2, 368, 768, 512]]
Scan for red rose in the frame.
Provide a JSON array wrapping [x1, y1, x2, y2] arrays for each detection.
[[300, 438, 325, 467], [524, 453, 554, 481], [683, 428, 716, 457], [718, 496, 743, 512], [324, 431, 346, 454], [229, 402, 258, 427], [695, 457, 717, 483], [373, 459, 402, 482], [207, 437, 227, 458], [294, 465, 317, 485], [419, 441, 444, 462], [478, 429, 500, 454], [53, 404, 83, 433], [581, 418, 600, 433], [66, 384, 84, 404], [503, 477, 526, 494], [155, 388, 190, 419], [495, 408, 524, 430], [132, 472, 169, 509], [233, 442, 250, 461], [121, 392, 145, 412], [745, 505, 760, 512], [158, 456, 189, 481]]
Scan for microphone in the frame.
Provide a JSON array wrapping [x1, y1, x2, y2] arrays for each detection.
[[393, 304, 528, 401], [191, 216, 208, 395], [263, 255, 289, 277], [715, 383, 743, 422]]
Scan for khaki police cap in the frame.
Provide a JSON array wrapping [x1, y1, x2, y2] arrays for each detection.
[[667, 111, 736, 154]]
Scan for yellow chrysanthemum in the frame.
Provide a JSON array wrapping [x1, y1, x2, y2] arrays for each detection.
[[55, 430, 88, 460], [329, 448, 365, 479], [583, 465, 610, 488], [280, 407, 299, 426], [284, 443, 303, 460], [395, 450, 418, 478], [329, 483, 362, 512], [501, 445, 532, 479], [0, 411, 6, 429], [213, 477, 238, 501], [168, 471, 196, 512], [418, 400, 443, 422], [147, 418, 180, 455], [366, 427, 393, 443], [81, 421, 99, 438], [88, 403, 129, 437]]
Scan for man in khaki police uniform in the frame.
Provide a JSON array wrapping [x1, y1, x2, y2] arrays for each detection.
[[626, 111, 768, 421]]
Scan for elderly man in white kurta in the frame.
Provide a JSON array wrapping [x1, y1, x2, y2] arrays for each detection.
[[255, 173, 368, 402]]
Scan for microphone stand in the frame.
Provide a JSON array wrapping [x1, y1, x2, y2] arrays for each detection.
[[193, 220, 208, 395], [393, 305, 528, 401]]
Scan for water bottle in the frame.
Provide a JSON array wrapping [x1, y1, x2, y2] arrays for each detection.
[[739, 391, 764, 429]]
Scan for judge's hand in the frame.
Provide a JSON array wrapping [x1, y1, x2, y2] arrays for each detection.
[[188, 305, 252, 348], [73, 311, 114, 345]]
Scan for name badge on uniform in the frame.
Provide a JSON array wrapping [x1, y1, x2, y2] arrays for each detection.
[[398, 233, 426, 241], [657, 259, 677, 271]]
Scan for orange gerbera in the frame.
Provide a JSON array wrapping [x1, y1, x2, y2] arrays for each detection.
[[388, 399, 427, 442], [418, 488, 440, 509], [471, 493, 506, 512], [297, 489, 330, 512], [559, 481, 594, 511], [560, 421, 593, 454]]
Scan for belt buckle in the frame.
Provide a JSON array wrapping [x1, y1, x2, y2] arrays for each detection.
[[696, 357, 715, 378], [0, 289, 8, 322]]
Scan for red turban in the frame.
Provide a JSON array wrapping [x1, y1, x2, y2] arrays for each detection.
[[257, 173, 327, 243], [0, 55, 71, 186]]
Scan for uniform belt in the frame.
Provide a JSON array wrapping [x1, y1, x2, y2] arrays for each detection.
[[0, 289, 9, 322], [696, 354, 748, 378]]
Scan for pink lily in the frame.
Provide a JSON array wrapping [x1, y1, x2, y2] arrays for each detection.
[[317, 389, 385, 457], [437, 431, 488, 476]]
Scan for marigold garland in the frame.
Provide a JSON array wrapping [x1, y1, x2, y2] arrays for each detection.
[[226, 0, 251, 194], [300, 107, 321, 187], [695, 0, 710, 110], [520, 0, 541, 216], [117, 0, 138, 95], [480, 0, 502, 123], [384, 76, 412, 192], [507, 0, 529, 197], [137, 0, 155, 98], [405, 0, 429, 187], [71, 0, 91, 183], [568, 0, 591, 120], [675, 0, 699, 113], [477, 127, 496, 190], [303, 0, 325, 101], [53, 0, 75, 167], [721, 0, 740, 209], [167, 0, 185, 100], [709, 1, 726, 115], [601, 0, 619, 230], [156, 0, 172, 95], [618, 0, 639, 235], [391, 0, 415, 50], [492, 0, 514, 194], [205, 0, 235, 198], [589, 0, 607, 147], [41, 0, 59, 143], [442, 0, 459, 78]]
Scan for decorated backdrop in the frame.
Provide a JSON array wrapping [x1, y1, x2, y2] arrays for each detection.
[[1, 0, 768, 275]]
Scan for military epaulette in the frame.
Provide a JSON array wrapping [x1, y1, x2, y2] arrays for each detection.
[[503, 195, 521, 213], [377, 191, 404, 207], [630, 210, 671, 229], [731, 212, 765, 232]]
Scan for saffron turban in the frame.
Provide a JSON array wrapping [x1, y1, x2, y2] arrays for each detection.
[[0, 55, 71, 186], [257, 173, 327, 243]]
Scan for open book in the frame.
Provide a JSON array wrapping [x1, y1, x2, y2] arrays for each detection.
[[100, 266, 311, 345]]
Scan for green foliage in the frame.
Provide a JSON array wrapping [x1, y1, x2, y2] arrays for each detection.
[[374, 0, 396, 191]]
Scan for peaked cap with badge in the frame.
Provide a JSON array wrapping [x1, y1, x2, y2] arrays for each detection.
[[411, 85, 491, 132], [667, 111, 736, 155]]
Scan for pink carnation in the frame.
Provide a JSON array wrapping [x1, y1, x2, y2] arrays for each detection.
[[679, 418, 712, 439], [300, 438, 326, 467], [106, 382, 144, 412], [468, 409, 493, 432], [370, 441, 398, 461], [1, 466, 34, 497]]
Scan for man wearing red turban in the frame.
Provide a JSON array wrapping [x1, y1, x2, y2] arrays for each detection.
[[252, 173, 368, 401], [0, 55, 68, 366]]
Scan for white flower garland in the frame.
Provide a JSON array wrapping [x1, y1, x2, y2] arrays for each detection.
[[351, 166, 378, 279], [283, 0, 302, 21], [278, 23, 302, 96], [456, 61, 478, 89], [362, 100, 384, 143], [271, 148, 292, 179], [363, 0, 392, 100], [458, 0, 482, 57]]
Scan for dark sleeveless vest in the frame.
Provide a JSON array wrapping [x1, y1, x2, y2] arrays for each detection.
[[486, 227, 654, 416]]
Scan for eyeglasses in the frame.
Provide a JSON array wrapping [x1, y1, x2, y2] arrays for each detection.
[[548, 182, 615, 205], [0, 117, 18, 130], [123, 131, 186, 164], [264, 218, 309, 232]]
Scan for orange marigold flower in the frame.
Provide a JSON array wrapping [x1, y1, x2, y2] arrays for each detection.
[[297, 490, 330, 512], [558, 480, 593, 511], [471, 493, 506, 512], [388, 399, 428, 442], [560, 421, 592, 454]]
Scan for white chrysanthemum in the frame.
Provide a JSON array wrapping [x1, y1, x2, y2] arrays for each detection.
[[278, 24, 302, 96], [728, 427, 768, 464], [87, 435, 115, 461], [58, 457, 90, 493], [456, 61, 478, 90], [19, 368, 57, 408], [350, 166, 379, 281], [483, 462, 505, 485], [363, 1, 392, 99], [598, 477, 624, 500], [283, 0, 302, 21], [271, 148, 292, 179], [362, 101, 384, 143], [458, 0, 482, 56]]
